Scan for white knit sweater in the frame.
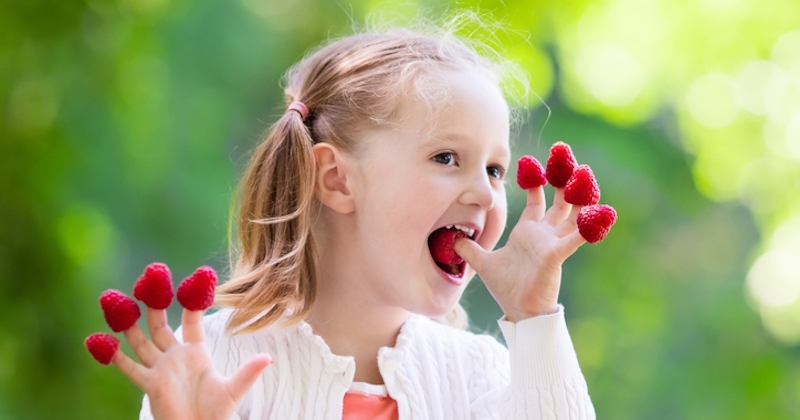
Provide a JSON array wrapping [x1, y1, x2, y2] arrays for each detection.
[[140, 306, 595, 419]]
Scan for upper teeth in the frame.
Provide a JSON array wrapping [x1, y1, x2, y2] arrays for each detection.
[[446, 224, 475, 238]]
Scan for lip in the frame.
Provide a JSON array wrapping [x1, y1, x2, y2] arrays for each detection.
[[427, 220, 482, 286], [432, 256, 468, 286]]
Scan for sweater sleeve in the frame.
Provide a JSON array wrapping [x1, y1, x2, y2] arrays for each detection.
[[470, 305, 596, 419]]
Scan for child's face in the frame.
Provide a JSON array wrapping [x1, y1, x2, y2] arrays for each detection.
[[348, 69, 510, 318]]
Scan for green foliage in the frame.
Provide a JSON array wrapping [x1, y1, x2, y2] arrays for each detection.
[[1, 0, 798, 419]]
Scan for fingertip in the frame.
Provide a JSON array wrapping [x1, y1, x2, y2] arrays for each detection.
[[146, 307, 168, 329], [553, 187, 565, 202], [228, 353, 274, 400], [566, 204, 582, 225], [526, 185, 544, 201], [525, 186, 547, 220], [561, 230, 587, 255], [182, 308, 204, 324], [111, 350, 148, 389], [146, 307, 178, 351], [180, 309, 206, 344], [255, 353, 274, 369]]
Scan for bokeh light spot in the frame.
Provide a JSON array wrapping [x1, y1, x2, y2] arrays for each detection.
[[686, 72, 738, 128], [57, 203, 116, 268], [575, 43, 644, 107], [771, 30, 800, 77], [760, 301, 800, 345], [735, 60, 783, 116], [747, 249, 800, 309], [785, 108, 800, 160]]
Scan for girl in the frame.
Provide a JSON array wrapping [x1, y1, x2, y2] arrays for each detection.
[[112, 25, 597, 419]]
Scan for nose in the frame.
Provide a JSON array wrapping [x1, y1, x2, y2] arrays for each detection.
[[458, 169, 495, 210]]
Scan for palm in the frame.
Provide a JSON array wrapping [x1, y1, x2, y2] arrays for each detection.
[[145, 343, 237, 420], [457, 188, 585, 321], [113, 309, 272, 420]]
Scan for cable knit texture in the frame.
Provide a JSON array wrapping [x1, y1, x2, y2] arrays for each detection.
[[139, 305, 595, 419]]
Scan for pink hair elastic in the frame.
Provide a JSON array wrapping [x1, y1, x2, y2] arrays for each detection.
[[287, 101, 309, 121]]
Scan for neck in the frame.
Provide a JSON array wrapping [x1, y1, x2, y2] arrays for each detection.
[[305, 214, 410, 384], [305, 279, 409, 384]]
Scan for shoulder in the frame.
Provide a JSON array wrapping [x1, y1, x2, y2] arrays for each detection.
[[192, 308, 290, 375], [197, 308, 343, 372], [405, 315, 508, 361], [396, 315, 511, 394]]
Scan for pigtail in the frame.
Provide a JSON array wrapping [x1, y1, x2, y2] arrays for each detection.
[[216, 108, 318, 335]]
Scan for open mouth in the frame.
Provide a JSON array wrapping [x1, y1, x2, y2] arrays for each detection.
[[427, 225, 476, 278]]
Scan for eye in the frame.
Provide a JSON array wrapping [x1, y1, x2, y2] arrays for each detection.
[[487, 165, 506, 180], [432, 152, 456, 166]]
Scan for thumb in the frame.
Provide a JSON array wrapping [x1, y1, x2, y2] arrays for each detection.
[[454, 237, 490, 274], [226, 353, 273, 401]]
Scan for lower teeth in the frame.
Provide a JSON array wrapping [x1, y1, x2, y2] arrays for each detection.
[[437, 262, 461, 276]]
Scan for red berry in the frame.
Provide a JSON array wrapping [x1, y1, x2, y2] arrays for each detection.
[[564, 165, 601, 206], [546, 142, 578, 188], [133, 262, 174, 309], [577, 204, 617, 243], [428, 228, 467, 265], [516, 155, 547, 189], [85, 333, 120, 365], [177, 266, 217, 311], [100, 289, 141, 332]]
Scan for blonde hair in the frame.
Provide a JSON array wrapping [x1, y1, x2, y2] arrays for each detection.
[[216, 20, 528, 335]]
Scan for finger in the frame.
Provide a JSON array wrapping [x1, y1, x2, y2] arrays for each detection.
[[544, 188, 572, 226], [181, 309, 205, 344], [555, 205, 582, 238], [147, 308, 178, 351], [123, 324, 161, 368], [111, 350, 149, 390], [226, 353, 273, 402], [454, 237, 491, 275], [555, 230, 587, 259], [521, 186, 546, 221]]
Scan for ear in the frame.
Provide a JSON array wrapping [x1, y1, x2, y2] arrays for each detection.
[[312, 142, 355, 214]]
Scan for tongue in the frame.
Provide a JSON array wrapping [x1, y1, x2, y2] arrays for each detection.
[[428, 228, 467, 265]]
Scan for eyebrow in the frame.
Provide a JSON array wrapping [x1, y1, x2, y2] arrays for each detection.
[[418, 132, 468, 149]]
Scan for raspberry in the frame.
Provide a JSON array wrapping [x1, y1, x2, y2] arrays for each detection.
[[133, 262, 174, 309], [516, 155, 547, 189], [85, 333, 120, 365], [176, 266, 217, 311], [545, 142, 578, 188], [100, 289, 141, 332], [576, 204, 617, 244], [428, 228, 467, 265], [564, 165, 601, 206]]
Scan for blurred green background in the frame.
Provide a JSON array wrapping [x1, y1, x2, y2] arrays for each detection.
[[2, 0, 800, 418]]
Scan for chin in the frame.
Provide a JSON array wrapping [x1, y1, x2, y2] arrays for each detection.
[[420, 285, 471, 319]]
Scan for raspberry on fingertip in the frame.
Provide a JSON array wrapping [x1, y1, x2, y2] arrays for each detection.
[[100, 290, 141, 332], [576, 204, 617, 243], [545, 142, 578, 188], [133, 262, 174, 309], [516, 155, 547, 189], [85, 333, 120, 365], [176, 266, 217, 311], [564, 165, 601, 206]]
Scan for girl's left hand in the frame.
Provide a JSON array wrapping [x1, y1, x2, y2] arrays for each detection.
[[454, 186, 585, 322]]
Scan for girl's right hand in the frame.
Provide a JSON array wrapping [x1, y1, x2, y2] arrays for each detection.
[[113, 307, 273, 420]]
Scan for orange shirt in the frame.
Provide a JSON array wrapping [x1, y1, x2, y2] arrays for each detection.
[[342, 382, 398, 420]]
